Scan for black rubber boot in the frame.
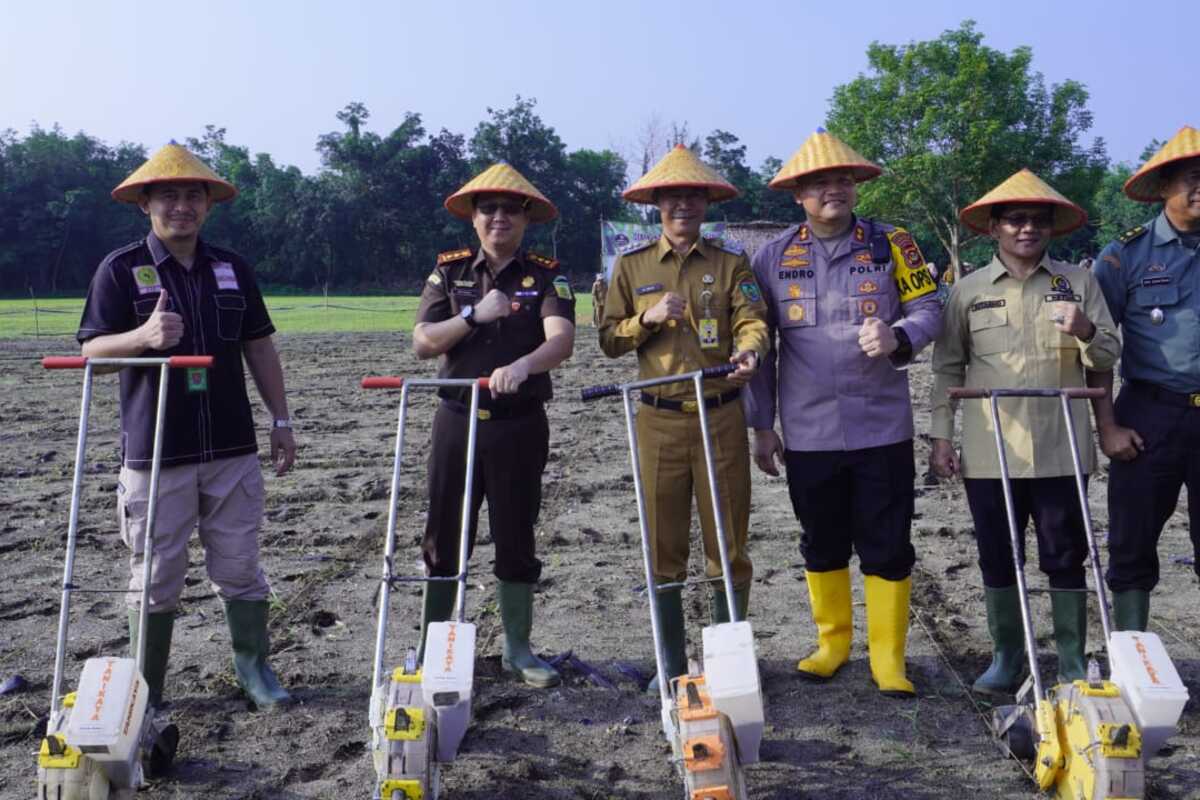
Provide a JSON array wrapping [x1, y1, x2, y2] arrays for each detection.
[[223, 599, 294, 709], [972, 586, 1026, 696], [709, 585, 750, 625], [1112, 589, 1150, 632]]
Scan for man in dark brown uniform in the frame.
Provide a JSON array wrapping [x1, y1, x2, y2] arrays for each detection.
[[413, 163, 575, 688]]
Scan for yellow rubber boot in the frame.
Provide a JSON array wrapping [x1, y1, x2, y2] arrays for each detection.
[[796, 568, 853, 680], [864, 575, 916, 698]]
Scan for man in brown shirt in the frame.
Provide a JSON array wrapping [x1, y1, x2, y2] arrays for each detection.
[[599, 145, 768, 692], [413, 163, 575, 688], [930, 170, 1119, 693]]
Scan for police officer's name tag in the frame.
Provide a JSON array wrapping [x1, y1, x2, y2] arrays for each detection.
[[213, 262, 239, 290], [698, 318, 719, 349]]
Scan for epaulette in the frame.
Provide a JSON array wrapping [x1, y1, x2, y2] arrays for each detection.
[[527, 251, 559, 270], [704, 235, 744, 255], [619, 239, 656, 255], [1118, 225, 1147, 245], [437, 248, 472, 265]]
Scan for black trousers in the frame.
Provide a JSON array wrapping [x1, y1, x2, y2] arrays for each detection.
[[964, 476, 1088, 589], [784, 440, 916, 580], [422, 402, 548, 583], [1107, 382, 1200, 591]]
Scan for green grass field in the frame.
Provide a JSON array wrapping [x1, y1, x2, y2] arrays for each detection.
[[0, 294, 595, 338]]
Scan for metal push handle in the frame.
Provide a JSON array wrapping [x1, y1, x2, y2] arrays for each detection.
[[946, 385, 1110, 701], [363, 375, 488, 692], [42, 353, 213, 717], [580, 363, 737, 401], [587, 364, 744, 709]]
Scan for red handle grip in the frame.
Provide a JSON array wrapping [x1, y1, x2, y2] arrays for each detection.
[[1062, 388, 1106, 399], [42, 357, 88, 369], [362, 377, 404, 389], [168, 356, 214, 368]]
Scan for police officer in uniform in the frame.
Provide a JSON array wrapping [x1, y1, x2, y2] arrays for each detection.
[[413, 163, 575, 688], [599, 145, 768, 692], [78, 143, 297, 710], [1089, 126, 1200, 630], [931, 170, 1119, 691], [744, 129, 942, 697]]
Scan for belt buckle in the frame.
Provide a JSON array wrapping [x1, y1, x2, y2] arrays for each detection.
[[681, 400, 699, 413], [1190, 394, 1200, 409], [477, 409, 492, 421]]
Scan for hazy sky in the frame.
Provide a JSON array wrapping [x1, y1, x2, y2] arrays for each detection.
[[3, 0, 1195, 176]]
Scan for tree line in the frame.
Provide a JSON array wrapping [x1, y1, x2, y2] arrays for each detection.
[[0, 22, 1157, 296]]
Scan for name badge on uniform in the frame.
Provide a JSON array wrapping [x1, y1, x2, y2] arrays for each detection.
[[636, 283, 664, 295], [186, 367, 208, 393], [213, 261, 239, 290], [133, 265, 162, 295], [698, 318, 719, 349]]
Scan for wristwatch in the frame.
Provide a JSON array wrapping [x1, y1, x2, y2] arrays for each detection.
[[460, 305, 477, 328], [272, 419, 293, 430]]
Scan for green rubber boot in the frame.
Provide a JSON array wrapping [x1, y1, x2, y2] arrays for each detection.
[[1112, 590, 1150, 632], [416, 581, 458, 665], [1051, 590, 1088, 683], [646, 586, 687, 695], [128, 610, 175, 708], [972, 586, 1026, 696], [498, 582, 560, 689], [709, 585, 750, 625], [223, 599, 294, 709]]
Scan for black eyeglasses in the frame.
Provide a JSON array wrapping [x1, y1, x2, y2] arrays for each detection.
[[476, 200, 527, 216], [999, 213, 1054, 230]]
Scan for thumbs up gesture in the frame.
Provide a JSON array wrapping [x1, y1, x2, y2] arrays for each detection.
[[858, 317, 897, 358], [141, 289, 185, 350]]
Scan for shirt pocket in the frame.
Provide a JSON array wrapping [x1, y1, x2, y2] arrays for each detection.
[[134, 295, 174, 323], [214, 294, 246, 341], [778, 298, 816, 329], [1134, 284, 1179, 313], [968, 305, 1009, 355]]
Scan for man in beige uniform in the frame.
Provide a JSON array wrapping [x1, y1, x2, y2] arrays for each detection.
[[599, 145, 768, 691], [931, 170, 1119, 693]]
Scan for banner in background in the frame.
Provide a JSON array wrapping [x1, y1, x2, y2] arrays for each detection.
[[600, 221, 726, 279]]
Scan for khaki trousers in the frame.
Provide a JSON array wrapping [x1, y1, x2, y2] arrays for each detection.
[[636, 399, 753, 589], [118, 452, 269, 612]]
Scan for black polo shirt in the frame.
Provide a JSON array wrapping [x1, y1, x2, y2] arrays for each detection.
[[77, 232, 275, 469], [415, 248, 575, 408]]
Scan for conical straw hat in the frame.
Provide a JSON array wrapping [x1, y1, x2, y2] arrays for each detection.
[[959, 169, 1087, 236], [768, 128, 882, 190], [622, 144, 739, 204], [1123, 125, 1200, 202], [112, 143, 237, 203], [444, 163, 557, 223]]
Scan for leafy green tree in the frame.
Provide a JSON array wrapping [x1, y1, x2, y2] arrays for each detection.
[[826, 20, 1108, 274]]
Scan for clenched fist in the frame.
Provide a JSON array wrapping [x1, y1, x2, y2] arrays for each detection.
[[474, 288, 512, 324], [858, 317, 897, 358], [643, 292, 687, 325], [1050, 302, 1095, 341]]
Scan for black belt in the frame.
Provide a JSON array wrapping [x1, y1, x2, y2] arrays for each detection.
[[1130, 380, 1200, 409], [442, 399, 542, 421], [640, 389, 740, 413]]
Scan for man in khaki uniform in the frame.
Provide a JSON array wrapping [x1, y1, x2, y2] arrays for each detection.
[[599, 145, 768, 691], [931, 170, 1120, 693]]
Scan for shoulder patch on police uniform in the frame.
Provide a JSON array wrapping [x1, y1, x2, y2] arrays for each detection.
[[1118, 225, 1147, 245], [887, 230, 925, 268], [739, 280, 762, 304], [552, 275, 573, 300], [426, 271, 443, 286], [527, 251, 559, 270], [704, 235, 744, 255], [887, 229, 936, 303], [437, 248, 472, 265]]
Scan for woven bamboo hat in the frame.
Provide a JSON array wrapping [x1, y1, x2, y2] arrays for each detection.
[[1123, 126, 1200, 202], [112, 142, 237, 204], [444, 163, 557, 223], [622, 144, 739, 204], [959, 169, 1087, 236], [768, 128, 882, 190]]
